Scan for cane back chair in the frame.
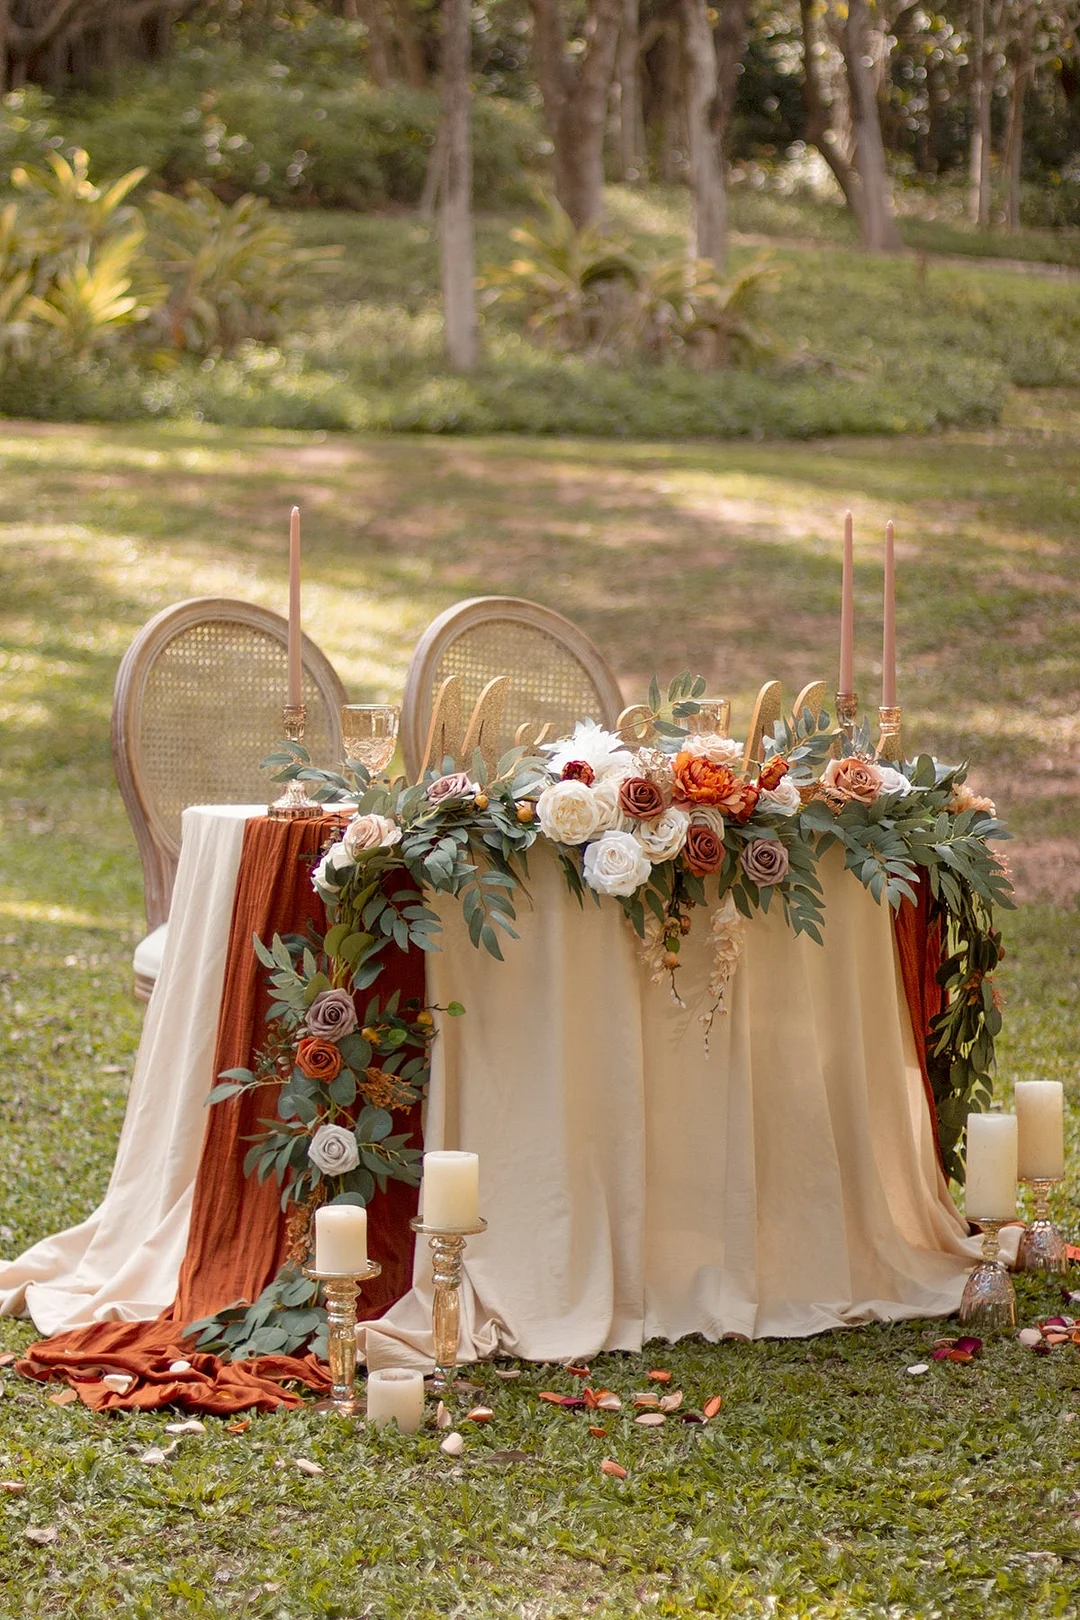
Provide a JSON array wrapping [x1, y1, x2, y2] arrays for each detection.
[[400, 597, 624, 781], [112, 597, 347, 998]]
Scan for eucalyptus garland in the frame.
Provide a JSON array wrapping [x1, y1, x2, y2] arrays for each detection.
[[190, 676, 1011, 1359]]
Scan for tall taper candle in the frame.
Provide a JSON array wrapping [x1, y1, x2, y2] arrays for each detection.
[[1015, 1081, 1064, 1180], [287, 505, 302, 707], [839, 510, 854, 694], [882, 520, 896, 707], [965, 1112, 1017, 1220]]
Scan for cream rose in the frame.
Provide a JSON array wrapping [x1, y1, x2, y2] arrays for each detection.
[[634, 806, 690, 863], [582, 830, 653, 897], [689, 806, 727, 837], [536, 779, 602, 845], [343, 812, 402, 859], [307, 1123, 360, 1176], [759, 776, 801, 815], [311, 836, 354, 895], [592, 769, 634, 833], [685, 734, 743, 768]]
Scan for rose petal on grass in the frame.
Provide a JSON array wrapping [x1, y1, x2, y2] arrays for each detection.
[[906, 1363, 930, 1376], [1, 1480, 26, 1493], [101, 1374, 135, 1395], [0, 1353, 17, 1368], [227, 1418, 251, 1434], [493, 1368, 520, 1380], [587, 1425, 607, 1437], [538, 1392, 586, 1409], [436, 1401, 452, 1430], [466, 1406, 493, 1424], [703, 1395, 723, 1419], [165, 1419, 206, 1435], [140, 1447, 168, 1465], [647, 1370, 671, 1383], [600, 1459, 627, 1479], [1018, 1328, 1044, 1348], [944, 1350, 974, 1363], [635, 1412, 666, 1427], [24, 1527, 57, 1546], [659, 1391, 683, 1412], [440, 1432, 464, 1456], [293, 1458, 324, 1476], [596, 1392, 622, 1411], [953, 1337, 983, 1356], [47, 1388, 79, 1406], [632, 1393, 660, 1409], [564, 1364, 591, 1379]]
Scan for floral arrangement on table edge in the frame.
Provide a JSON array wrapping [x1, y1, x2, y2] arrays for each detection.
[[189, 673, 1012, 1362]]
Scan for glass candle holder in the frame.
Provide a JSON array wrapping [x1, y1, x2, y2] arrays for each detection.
[[683, 698, 732, 738], [410, 1216, 487, 1392], [958, 1218, 1017, 1333], [268, 703, 322, 820], [1017, 1177, 1068, 1274]]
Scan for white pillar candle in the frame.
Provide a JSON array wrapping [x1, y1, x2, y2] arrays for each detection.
[[1015, 1081, 1065, 1181], [421, 1150, 479, 1230], [965, 1113, 1018, 1220], [365, 1367, 425, 1433], [314, 1204, 367, 1273]]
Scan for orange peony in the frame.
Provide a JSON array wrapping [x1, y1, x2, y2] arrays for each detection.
[[296, 1036, 343, 1082], [674, 752, 761, 823]]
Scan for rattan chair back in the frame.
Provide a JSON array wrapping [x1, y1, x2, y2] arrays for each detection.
[[113, 597, 346, 929], [401, 597, 623, 780]]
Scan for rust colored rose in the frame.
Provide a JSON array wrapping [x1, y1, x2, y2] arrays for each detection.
[[617, 775, 667, 821], [684, 823, 725, 876], [296, 1036, 343, 1082], [561, 759, 596, 786], [758, 756, 790, 791], [821, 756, 883, 807]]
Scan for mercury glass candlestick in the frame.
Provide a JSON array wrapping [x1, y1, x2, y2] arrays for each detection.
[[958, 1219, 1017, 1332], [876, 705, 903, 763], [1017, 1177, 1068, 1275], [304, 1259, 382, 1415], [268, 703, 322, 820], [410, 1217, 487, 1392]]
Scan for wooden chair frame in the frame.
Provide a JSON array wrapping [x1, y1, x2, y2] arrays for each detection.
[[112, 597, 346, 932], [400, 596, 624, 781]]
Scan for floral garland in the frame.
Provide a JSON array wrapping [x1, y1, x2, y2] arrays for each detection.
[[190, 676, 1011, 1359]]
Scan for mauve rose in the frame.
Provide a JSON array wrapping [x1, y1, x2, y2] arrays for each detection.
[[296, 1036, 343, 1082], [684, 823, 725, 876], [617, 775, 667, 822], [426, 771, 477, 805], [821, 756, 883, 806], [561, 759, 596, 785], [741, 838, 789, 886], [305, 988, 359, 1042], [308, 1123, 360, 1176], [758, 756, 790, 791]]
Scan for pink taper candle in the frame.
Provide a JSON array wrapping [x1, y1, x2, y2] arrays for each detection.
[[882, 520, 896, 707], [287, 506, 302, 707], [839, 510, 854, 693]]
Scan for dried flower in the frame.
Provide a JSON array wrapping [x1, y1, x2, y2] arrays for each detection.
[[561, 760, 595, 785], [674, 753, 760, 823]]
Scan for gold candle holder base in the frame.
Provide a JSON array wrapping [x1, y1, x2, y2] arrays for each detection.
[[835, 690, 858, 749], [1017, 1177, 1068, 1275], [958, 1218, 1016, 1333], [876, 704, 903, 763], [304, 1259, 382, 1415], [410, 1217, 487, 1392], [268, 703, 322, 820]]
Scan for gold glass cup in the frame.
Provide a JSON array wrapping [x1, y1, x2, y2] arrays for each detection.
[[683, 698, 731, 738], [341, 703, 400, 775]]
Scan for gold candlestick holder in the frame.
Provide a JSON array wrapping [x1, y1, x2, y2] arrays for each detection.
[[1017, 1177, 1068, 1275], [958, 1218, 1016, 1332], [410, 1217, 487, 1392], [304, 1259, 382, 1415], [876, 705, 903, 763], [268, 703, 322, 820], [835, 690, 858, 749]]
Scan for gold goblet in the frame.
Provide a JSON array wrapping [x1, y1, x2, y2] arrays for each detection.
[[341, 704, 400, 776]]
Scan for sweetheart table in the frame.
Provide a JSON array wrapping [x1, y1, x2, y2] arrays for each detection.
[[1, 803, 1003, 1407]]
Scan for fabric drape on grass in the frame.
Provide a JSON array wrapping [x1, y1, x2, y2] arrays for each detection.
[[18, 813, 424, 1411]]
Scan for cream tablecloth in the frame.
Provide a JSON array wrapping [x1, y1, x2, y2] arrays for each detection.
[[2, 806, 1005, 1358]]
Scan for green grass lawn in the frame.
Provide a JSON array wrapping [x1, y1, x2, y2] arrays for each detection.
[[1, 402, 1079, 1616]]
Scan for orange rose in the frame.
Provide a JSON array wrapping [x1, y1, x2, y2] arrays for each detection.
[[758, 756, 789, 791], [296, 1036, 343, 1082]]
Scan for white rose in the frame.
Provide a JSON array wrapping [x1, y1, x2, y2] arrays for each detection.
[[686, 734, 743, 767], [344, 812, 402, 858], [634, 806, 690, 862], [307, 1123, 360, 1176], [311, 836, 354, 895], [536, 779, 602, 845], [582, 830, 653, 897], [592, 769, 634, 833], [875, 766, 914, 798], [759, 776, 801, 815]]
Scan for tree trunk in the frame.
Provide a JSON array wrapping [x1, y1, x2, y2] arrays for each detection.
[[968, 0, 992, 226], [659, 22, 683, 183], [799, 0, 867, 226], [389, 0, 428, 88], [359, 0, 393, 86], [439, 0, 478, 371], [712, 0, 750, 148], [840, 0, 903, 251], [681, 0, 726, 267], [529, 0, 623, 227], [1003, 11, 1035, 235], [613, 0, 645, 182]]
